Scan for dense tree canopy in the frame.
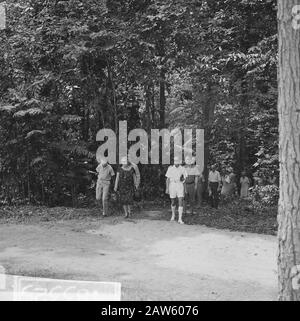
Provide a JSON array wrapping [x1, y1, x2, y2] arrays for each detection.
[[0, 0, 278, 206]]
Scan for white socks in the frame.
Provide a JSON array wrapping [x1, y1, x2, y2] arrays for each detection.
[[171, 206, 184, 224], [178, 206, 184, 224], [171, 206, 176, 221]]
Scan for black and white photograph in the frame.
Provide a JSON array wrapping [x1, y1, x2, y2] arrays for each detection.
[[0, 0, 299, 307]]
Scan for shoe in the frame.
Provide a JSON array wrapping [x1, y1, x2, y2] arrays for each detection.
[[170, 217, 175, 222], [178, 220, 185, 225]]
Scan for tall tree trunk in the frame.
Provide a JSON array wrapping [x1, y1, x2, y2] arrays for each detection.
[[159, 69, 166, 129], [237, 79, 249, 175], [151, 81, 156, 127], [202, 82, 216, 187], [145, 83, 152, 133], [107, 61, 118, 133], [278, 0, 300, 301]]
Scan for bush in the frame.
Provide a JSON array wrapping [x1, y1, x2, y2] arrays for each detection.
[[250, 185, 279, 210]]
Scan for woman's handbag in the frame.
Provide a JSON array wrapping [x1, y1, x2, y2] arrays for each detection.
[[111, 191, 119, 203], [133, 189, 142, 202]]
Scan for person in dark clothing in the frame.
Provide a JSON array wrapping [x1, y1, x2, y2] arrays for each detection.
[[114, 156, 137, 218], [208, 165, 222, 208]]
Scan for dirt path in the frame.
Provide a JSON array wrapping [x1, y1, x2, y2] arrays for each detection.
[[0, 212, 277, 300]]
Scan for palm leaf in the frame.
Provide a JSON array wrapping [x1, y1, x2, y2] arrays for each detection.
[[13, 108, 44, 118]]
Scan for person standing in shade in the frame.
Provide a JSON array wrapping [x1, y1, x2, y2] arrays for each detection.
[[196, 170, 205, 207], [208, 165, 222, 208], [221, 167, 236, 197], [96, 158, 115, 217], [165, 157, 187, 224], [114, 156, 137, 218], [240, 171, 251, 199], [184, 156, 200, 215]]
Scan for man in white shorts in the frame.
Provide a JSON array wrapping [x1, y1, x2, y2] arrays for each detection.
[[165, 157, 188, 224]]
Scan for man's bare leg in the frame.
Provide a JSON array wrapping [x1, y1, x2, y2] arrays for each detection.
[[170, 198, 176, 221], [178, 197, 184, 224], [127, 205, 132, 217], [123, 205, 128, 218]]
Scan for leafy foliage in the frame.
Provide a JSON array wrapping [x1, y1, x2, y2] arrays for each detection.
[[250, 184, 279, 208], [0, 0, 278, 206]]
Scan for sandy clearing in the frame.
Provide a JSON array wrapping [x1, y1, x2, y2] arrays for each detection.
[[0, 215, 278, 301]]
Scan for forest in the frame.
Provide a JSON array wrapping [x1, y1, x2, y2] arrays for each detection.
[[0, 0, 278, 211]]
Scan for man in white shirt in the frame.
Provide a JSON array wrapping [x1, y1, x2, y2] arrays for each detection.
[[165, 157, 188, 224], [208, 165, 221, 208]]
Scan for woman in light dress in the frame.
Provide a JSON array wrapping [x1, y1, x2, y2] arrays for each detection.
[[221, 168, 236, 196], [240, 171, 251, 198]]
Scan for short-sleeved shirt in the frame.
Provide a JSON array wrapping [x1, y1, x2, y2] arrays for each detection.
[[166, 165, 188, 183], [96, 164, 115, 184], [184, 165, 201, 184], [208, 170, 221, 183]]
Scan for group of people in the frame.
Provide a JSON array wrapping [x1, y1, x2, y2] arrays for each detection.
[[95, 156, 251, 225], [165, 158, 252, 223], [206, 166, 251, 209]]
